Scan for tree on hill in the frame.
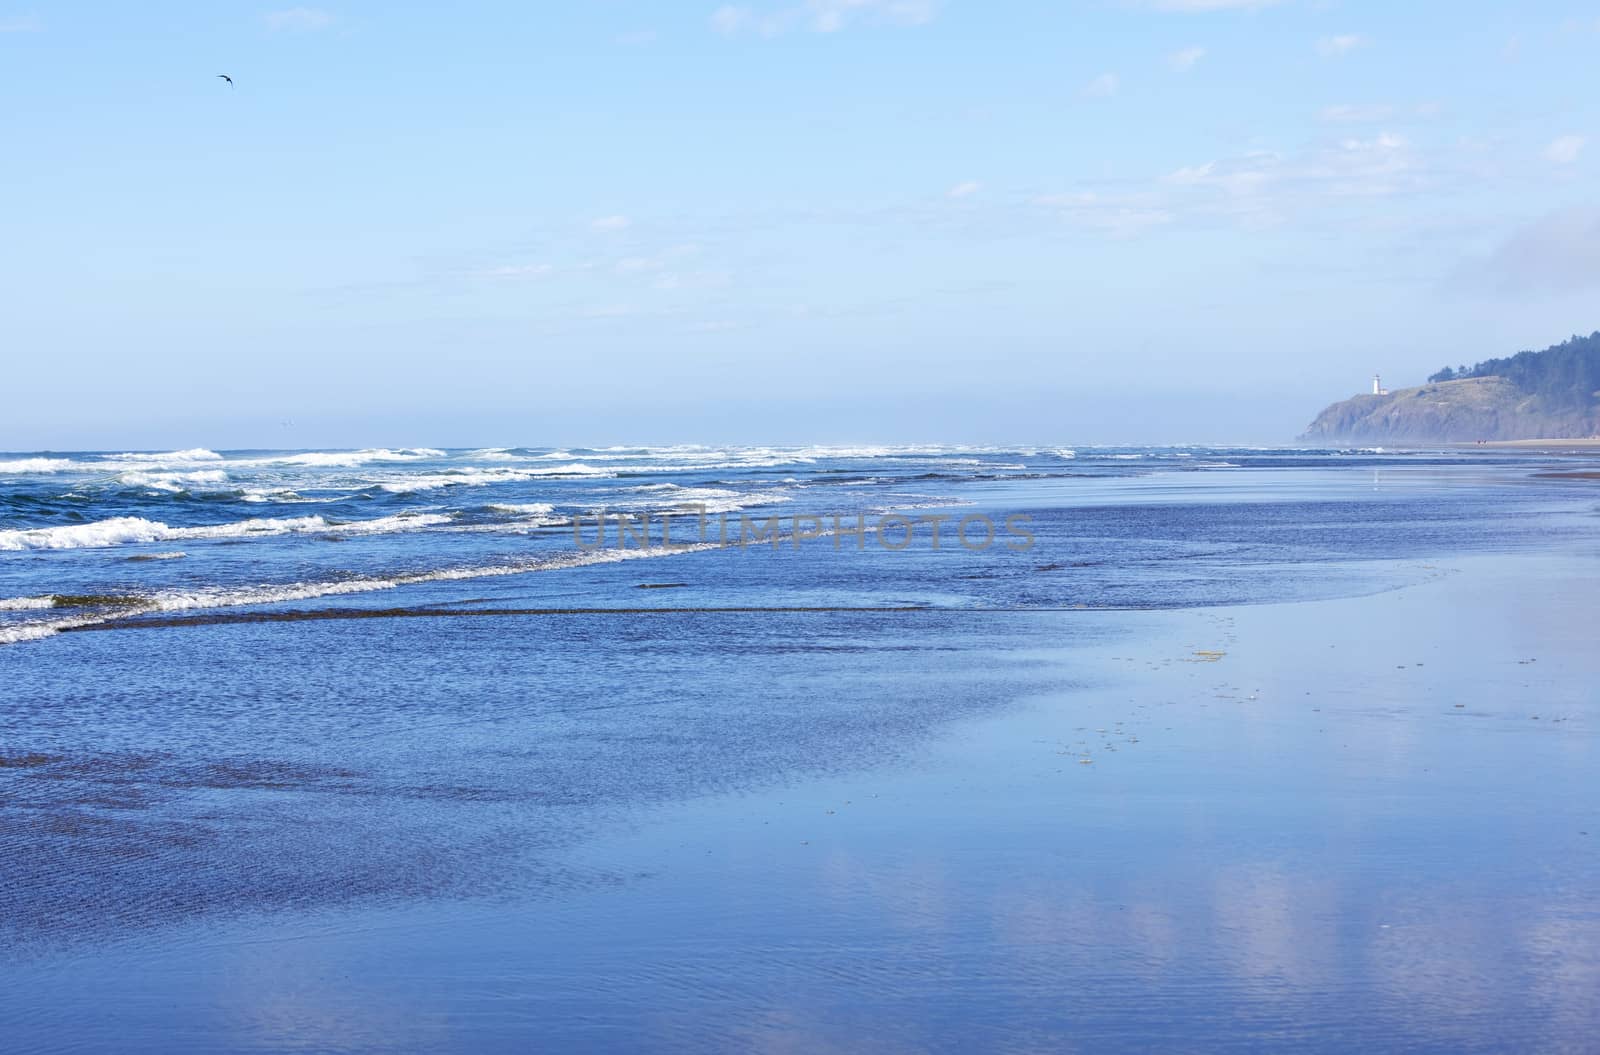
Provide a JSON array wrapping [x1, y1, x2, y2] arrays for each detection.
[[1432, 333, 1600, 409]]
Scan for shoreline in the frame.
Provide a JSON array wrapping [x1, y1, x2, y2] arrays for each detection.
[[1448, 438, 1600, 450]]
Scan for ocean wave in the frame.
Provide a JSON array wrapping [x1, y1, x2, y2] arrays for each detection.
[[116, 469, 231, 492], [376, 465, 613, 492], [0, 449, 226, 476], [0, 516, 173, 550], [0, 617, 101, 644], [0, 595, 58, 610], [240, 488, 311, 503], [0, 458, 81, 474], [621, 484, 793, 515], [101, 448, 224, 464], [268, 448, 447, 468], [485, 503, 557, 516], [0, 512, 452, 551], [464, 448, 535, 462], [2, 444, 1050, 484], [0, 448, 454, 477], [0, 537, 727, 644]]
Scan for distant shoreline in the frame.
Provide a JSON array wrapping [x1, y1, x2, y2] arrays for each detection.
[[1447, 438, 1600, 450]]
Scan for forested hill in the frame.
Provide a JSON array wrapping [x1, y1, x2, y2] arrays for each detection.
[[1426, 332, 1600, 410], [1303, 332, 1600, 443]]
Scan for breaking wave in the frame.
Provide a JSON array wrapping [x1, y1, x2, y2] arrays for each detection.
[[0, 458, 81, 474], [623, 484, 794, 514], [0, 512, 452, 551], [0, 538, 724, 644]]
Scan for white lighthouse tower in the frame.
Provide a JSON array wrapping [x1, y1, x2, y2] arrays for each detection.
[[1372, 374, 1388, 396]]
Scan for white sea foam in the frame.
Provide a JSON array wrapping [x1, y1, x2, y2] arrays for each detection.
[[0, 616, 100, 644], [239, 488, 312, 503], [270, 448, 446, 468], [0, 512, 452, 551], [485, 503, 557, 516], [4, 491, 989, 645], [0, 516, 173, 551], [116, 469, 231, 492], [0, 536, 731, 643], [621, 484, 793, 515], [0, 457, 81, 474], [0, 449, 227, 475], [377, 464, 612, 492], [102, 448, 224, 464], [0, 595, 58, 610], [38, 448, 455, 474], [867, 495, 974, 513], [185, 512, 452, 540]]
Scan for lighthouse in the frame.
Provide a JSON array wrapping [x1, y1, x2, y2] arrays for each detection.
[[1372, 374, 1389, 396]]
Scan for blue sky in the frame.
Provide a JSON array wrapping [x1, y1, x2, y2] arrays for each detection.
[[3, 1, 1598, 448]]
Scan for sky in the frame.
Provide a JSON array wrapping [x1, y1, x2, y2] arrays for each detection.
[[2, 1, 1598, 449]]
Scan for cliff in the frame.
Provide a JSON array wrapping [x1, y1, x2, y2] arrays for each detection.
[[1301, 376, 1599, 444], [1303, 332, 1600, 443]]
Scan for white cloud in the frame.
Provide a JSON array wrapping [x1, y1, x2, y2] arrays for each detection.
[[591, 215, 632, 232], [1316, 34, 1366, 58], [481, 264, 554, 279], [1168, 46, 1206, 72], [1083, 72, 1120, 98], [653, 269, 731, 291], [1544, 135, 1585, 164], [822, 0, 937, 30], [0, 13, 42, 32], [1034, 191, 1175, 237], [1034, 131, 1429, 238], [612, 243, 704, 277], [1160, 133, 1422, 211], [1470, 208, 1600, 292], [264, 7, 334, 32], [1320, 102, 1441, 123], [710, 5, 751, 34], [1319, 104, 1393, 124], [947, 180, 981, 199], [711, 0, 935, 37], [580, 304, 638, 320]]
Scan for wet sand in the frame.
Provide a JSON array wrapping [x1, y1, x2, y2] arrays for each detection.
[[2, 551, 1596, 1052], [1453, 438, 1600, 450]]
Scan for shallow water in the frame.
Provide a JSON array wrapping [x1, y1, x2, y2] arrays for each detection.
[[2, 447, 1598, 1051]]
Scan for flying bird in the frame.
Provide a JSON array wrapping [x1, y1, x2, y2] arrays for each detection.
[[217, 74, 234, 88]]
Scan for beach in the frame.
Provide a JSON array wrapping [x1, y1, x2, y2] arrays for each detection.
[[1455, 439, 1600, 450], [3, 448, 1598, 1052]]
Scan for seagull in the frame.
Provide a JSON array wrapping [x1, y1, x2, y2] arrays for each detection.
[[217, 74, 234, 88]]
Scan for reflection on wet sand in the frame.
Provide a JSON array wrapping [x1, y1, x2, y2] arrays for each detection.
[[2, 551, 1597, 1052]]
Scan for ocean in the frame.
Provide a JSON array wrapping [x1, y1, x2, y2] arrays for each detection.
[[2, 445, 1597, 1052]]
